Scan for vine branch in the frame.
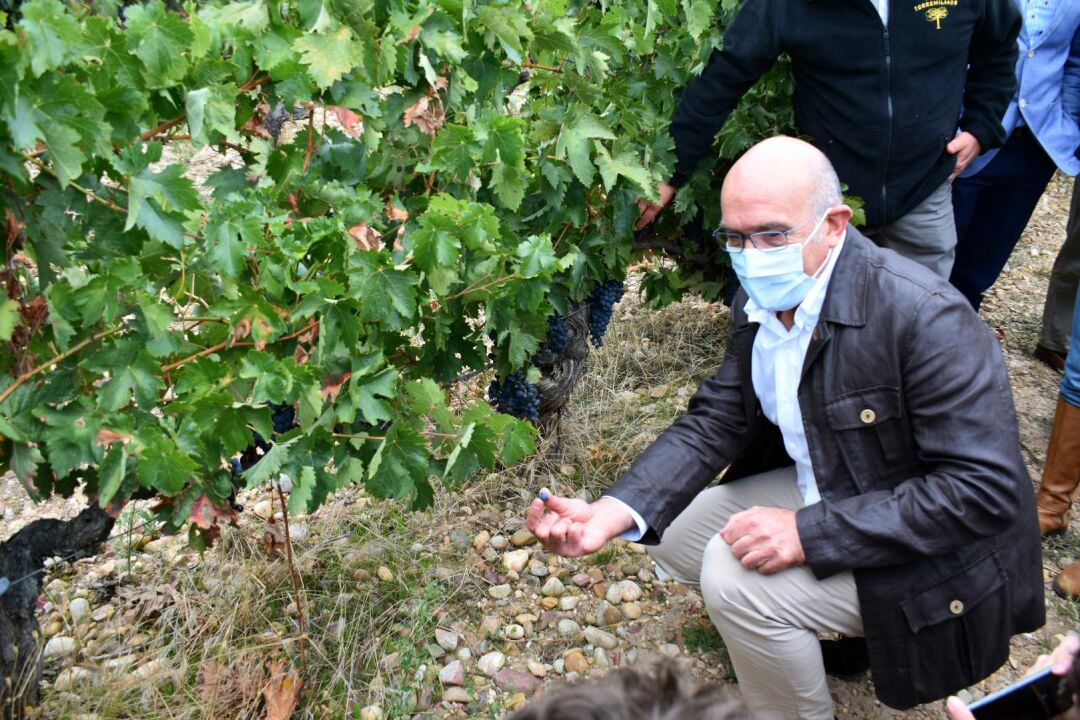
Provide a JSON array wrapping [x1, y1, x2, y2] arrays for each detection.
[[0, 327, 125, 407]]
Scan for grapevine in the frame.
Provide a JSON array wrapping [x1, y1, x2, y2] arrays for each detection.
[[545, 314, 573, 356]]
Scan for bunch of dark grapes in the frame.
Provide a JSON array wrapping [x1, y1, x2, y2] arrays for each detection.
[[230, 402, 297, 477], [545, 314, 572, 356], [488, 372, 541, 424], [271, 403, 296, 434], [587, 280, 625, 346]]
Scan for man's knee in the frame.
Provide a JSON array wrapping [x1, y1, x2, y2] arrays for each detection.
[[700, 533, 747, 609]]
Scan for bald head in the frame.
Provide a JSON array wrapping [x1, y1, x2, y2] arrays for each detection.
[[722, 136, 843, 219], [720, 136, 852, 278]]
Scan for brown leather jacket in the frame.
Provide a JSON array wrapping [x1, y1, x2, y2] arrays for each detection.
[[607, 228, 1044, 709]]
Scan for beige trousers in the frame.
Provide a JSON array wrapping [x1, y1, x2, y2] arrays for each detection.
[[649, 466, 863, 720]]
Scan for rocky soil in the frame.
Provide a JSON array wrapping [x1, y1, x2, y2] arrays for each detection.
[[1, 173, 1077, 719]]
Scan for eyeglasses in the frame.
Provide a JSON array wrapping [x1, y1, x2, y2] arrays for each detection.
[[714, 213, 827, 254]]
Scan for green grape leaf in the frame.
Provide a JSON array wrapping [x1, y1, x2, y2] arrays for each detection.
[[0, 299, 19, 341], [18, 0, 83, 76], [97, 444, 128, 507], [125, 164, 200, 247], [242, 436, 299, 488], [124, 1, 194, 87], [347, 252, 418, 329], [555, 106, 616, 185], [185, 85, 238, 145], [294, 26, 366, 90], [137, 438, 198, 495]]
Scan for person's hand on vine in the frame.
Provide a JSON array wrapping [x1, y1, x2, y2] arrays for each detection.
[[635, 182, 677, 230]]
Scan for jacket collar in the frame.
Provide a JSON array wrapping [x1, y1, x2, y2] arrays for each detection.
[[817, 225, 870, 327]]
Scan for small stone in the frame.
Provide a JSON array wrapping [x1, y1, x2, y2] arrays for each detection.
[[502, 550, 530, 574], [595, 601, 623, 626], [606, 580, 643, 605], [572, 572, 592, 588], [252, 500, 274, 520], [449, 530, 470, 548], [584, 627, 618, 650], [103, 655, 136, 672], [510, 529, 537, 547], [69, 598, 90, 624], [621, 602, 642, 620], [558, 596, 580, 611], [91, 605, 114, 623], [594, 647, 611, 668], [53, 667, 97, 691], [621, 563, 641, 576], [477, 651, 506, 677], [541, 577, 565, 597], [43, 620, 63, 637], [377, 566, 394, 582], [457, 648, 473, 662], [627, 542, 647, 554], [503, 624, 525, 640], [489, 534, 509, 551], [379, 652, 401, 671], [557, 619, 581, 638], [353, 568, 372, 581], [44, 636, 76, 659], [553, 658, 566, 675], [529, 564, 549, 578], [540, 597, 559, 610], [427, 643, 446, 659], [132, 658, 164, 680], [438, 660, 465, 686], [494, 669, 541, 695], [473, 530, 491, 552], [660, 643, 680, 658], [359, 706, 383, 720], [564, 651, 588, 674], [489, 583, 512, 600], [442, 686, 470, 703], [588, 568, 605, 584], [527, 659, 548, 678], [654, 564, 673, 583], [435, 629, 459, 652]]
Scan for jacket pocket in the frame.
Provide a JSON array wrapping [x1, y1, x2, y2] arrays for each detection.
[[900, 550, 1008, 683], [824, 385, 909, 490]]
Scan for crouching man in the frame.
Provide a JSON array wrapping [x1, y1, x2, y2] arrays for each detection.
[[525, 136, 1044, 718]]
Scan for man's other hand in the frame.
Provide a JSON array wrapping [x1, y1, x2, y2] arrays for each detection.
[[720, 506, 806, 574], [526, 491, 635, 558], [635, 182, 677, 230], [947, 131, 982, 179]]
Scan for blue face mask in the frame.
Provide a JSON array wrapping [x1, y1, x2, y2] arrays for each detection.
[[725, 213, 829, 312]]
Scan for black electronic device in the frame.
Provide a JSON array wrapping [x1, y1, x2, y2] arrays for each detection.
[[968, 666, 1073, 720]]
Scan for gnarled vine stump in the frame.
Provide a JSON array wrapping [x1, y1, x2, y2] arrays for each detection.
[[534, 301, 592, 439], [0, 506, 114, 719]]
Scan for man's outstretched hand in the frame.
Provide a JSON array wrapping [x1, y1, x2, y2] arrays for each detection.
[[526, 490, 636, 558], [635, 182, 677, 230]]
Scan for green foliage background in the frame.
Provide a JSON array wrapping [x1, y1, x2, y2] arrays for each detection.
[[0, 0, 797, 538]]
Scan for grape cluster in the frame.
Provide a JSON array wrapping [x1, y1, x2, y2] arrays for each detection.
[[271, 402, 296, 434], [488, 372, 541, 424], [587, 280, 625, 346], [545, 314, 572, 356], [229, 402, 297, 476]]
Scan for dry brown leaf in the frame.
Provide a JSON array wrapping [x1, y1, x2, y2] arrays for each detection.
[[232, 317, 252, 344], [190, 495, 237, 533], [385, 201, 409, 223], [329, 106, 363, 137], [348, 221, 383, 251], [321, 371, 351, 403], [261, 520, 286, 555], [96, 428, 133, 446], [399, 25, 421, 44], [197, 660, 227, 706], [402, 95, 445, 138], [262, 661, 301, 720]]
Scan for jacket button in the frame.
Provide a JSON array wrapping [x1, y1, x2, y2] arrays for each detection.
[[860, 408, 876, 424], [1027, 50, 1035, 58], [949, 599, 964, 615]]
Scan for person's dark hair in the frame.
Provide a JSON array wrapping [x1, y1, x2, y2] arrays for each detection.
[[507, 662, 747, 720], [1068, 649, 1080, 720]]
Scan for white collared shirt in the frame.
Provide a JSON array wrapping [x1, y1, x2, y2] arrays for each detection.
[[607, 237, 846, 540], [868, 0, 888, 24]]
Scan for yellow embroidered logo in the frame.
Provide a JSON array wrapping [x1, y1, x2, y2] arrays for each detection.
[[913, 0, 957, 28]]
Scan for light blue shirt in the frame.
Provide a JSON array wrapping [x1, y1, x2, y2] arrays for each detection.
[[964, 0, 1080, 176], [609, 237, 846, 541]]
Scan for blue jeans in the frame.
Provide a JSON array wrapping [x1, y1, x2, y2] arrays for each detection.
[[1064, 286, 1080, 407], [951, 126, 1058, 310]]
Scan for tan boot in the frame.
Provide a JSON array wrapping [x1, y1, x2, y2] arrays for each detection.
[[1036, 396, 1080, 536], [1054, 559, 1080, 599]]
